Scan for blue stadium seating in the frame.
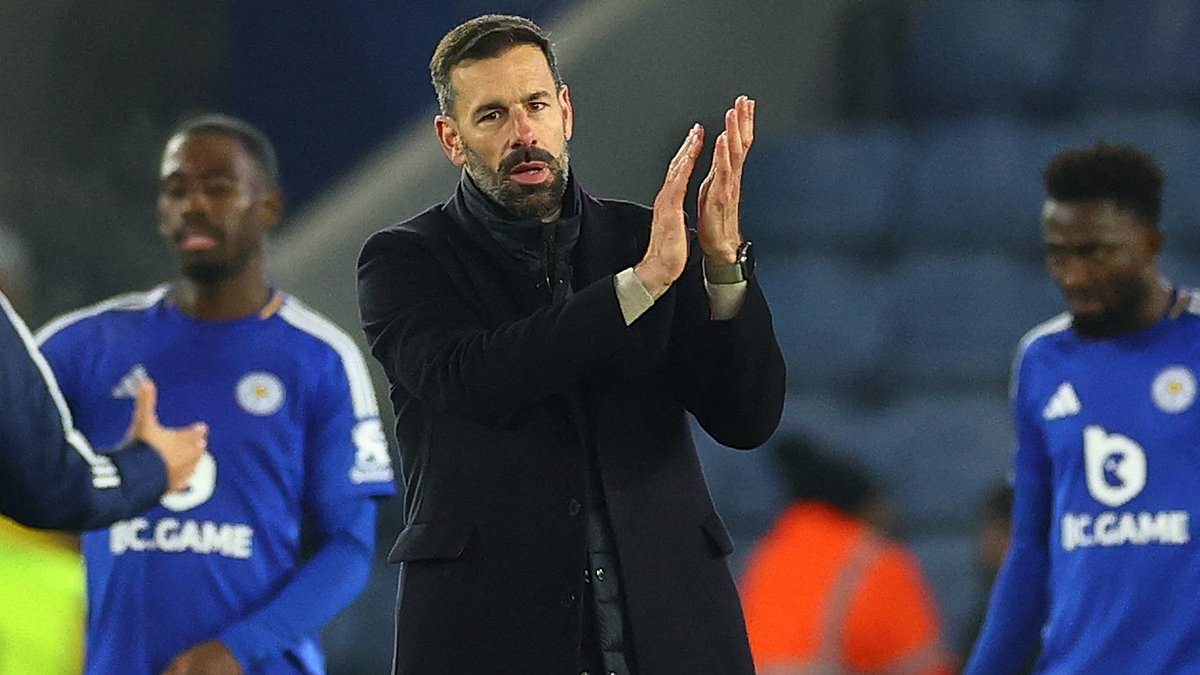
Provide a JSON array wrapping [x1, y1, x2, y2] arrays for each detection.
[[907, 532, 982, 652], [718, 3, 1200, 649], [756, 254, 891, 390], [877, 394, 1013, 528], [898, 1, 1085, 119], [742, 129, 909, 252], [1079, 0, 1200, 108], [900, 116, 1059, 254], [885, 252, 1062, 387], [775, 394, 903, 481]]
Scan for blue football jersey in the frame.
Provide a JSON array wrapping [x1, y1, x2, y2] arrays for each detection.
[[1013, 291, 1200, 673], [37, 286, 395, 675]]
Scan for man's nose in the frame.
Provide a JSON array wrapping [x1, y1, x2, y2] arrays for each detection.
[[1057, 257, 1092, 289], [510, 108, 538, 148], [183, 188, 208, 215]]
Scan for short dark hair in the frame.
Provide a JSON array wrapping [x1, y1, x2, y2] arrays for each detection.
[[770, 433, 878, 516], [430, 14, 562, 117], [168, 113, 281, 190], [1043, 143, 1165, 226]]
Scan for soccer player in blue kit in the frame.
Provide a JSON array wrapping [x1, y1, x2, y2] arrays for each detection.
[[966, 143, 1200, 673], [38, 115, 395, 675]]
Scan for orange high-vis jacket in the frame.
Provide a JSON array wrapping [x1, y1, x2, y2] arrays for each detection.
[[740, 503, 955, 675]]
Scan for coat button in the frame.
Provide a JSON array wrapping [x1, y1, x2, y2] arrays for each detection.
[[594, 567, 606, 582], [568, 498, 582, 517], [560, 592, 577, 607]]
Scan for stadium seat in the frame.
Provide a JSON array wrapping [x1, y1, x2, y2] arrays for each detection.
[[877, 393, 1013, 528], [885, 252, 1062, 388], [897, 1, 1085, 119], [741, 129, 909, 254], [776, 394, 901, 480], [907, 531, 981, 652], [757, 254, 891, 391], [1078, 0, 1200, 108], [900, 116, 1052, 254]]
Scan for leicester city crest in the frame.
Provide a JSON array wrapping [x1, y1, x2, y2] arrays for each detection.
[[1152, 365, 1196, 414], [236, 371, 286, 416]]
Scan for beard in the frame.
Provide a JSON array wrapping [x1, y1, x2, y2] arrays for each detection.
[[173, 232, 259, 286], [182, 261, 225, 283], [463, 142, 569, 221], [181, 258, 235, 284], [1069, 279, 1150, 338]]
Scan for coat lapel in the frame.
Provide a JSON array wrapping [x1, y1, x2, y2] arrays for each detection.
[[440, 179, 639, 323], [574, 193, 640, 288], [442, 195, 540, 321]]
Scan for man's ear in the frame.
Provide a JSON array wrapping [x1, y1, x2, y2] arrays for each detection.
[[257, 190, 283, 232], [559, 84, 574, 142], [1145, 226, 1165, 257], [435, 115, 466, 166]]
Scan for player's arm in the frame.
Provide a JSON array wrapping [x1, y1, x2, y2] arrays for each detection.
[[0, 292, 178, 530], [964, 360, 1051, 674], [193, 497, 378, 673]]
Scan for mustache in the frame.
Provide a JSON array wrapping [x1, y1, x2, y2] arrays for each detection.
[[499, 146, 558, 174], [174, 218, 223, 241]]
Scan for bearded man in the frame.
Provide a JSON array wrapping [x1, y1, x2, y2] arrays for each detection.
[[356, 14, 786, 675]]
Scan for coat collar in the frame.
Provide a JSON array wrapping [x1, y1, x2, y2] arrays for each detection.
[[456, 172, 582, 291], [443, 171, 636, 292]]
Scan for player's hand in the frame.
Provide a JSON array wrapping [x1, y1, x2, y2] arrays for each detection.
[[697, 95, 754, 265], [161, 640, 243, 675], [129, 379, 208, 492], [634, 123, 704, 299]]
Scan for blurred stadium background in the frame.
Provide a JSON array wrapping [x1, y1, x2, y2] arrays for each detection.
[[2, 0, 1200, 671]]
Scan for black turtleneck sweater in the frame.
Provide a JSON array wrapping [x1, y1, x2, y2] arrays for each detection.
[[458, 172, 582, 304]]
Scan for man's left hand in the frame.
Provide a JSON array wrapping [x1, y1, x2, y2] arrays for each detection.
[[161, 640, 243, 675], [698, 95, 755, 265]]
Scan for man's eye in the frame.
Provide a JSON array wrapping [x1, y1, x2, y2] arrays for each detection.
[[478, 111, 501, 123], [203, 181, 233, 197], [529, 101, 549, 111]]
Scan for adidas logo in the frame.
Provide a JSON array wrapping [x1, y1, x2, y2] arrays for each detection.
[[1043, 382, 1081, 421], [111, 364, 149, 399]]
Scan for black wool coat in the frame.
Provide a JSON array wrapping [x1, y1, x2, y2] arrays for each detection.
[[356, 181, 786, 675]]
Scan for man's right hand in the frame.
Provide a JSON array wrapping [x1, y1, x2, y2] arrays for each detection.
[[634, 123, 705, 299], [130, 379, 208, 492]]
